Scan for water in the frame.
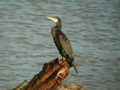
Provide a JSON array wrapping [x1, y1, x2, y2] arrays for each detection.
[[0, 0, 120, 90]]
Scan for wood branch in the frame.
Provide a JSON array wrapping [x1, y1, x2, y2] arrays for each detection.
[[13, 58, 70, 90]]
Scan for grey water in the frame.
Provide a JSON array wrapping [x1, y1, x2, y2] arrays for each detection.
[[0, 0, 120, 90]]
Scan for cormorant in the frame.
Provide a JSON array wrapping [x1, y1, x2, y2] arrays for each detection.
[[48, 16, 78, 73]]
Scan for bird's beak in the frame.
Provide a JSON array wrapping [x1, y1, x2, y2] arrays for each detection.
[[47, 17, 58, 23]]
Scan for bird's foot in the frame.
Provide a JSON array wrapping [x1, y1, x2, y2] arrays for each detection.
[[57, 56, 60, 61], [62, 57, 66, 61], [57, 56, 62, 65]]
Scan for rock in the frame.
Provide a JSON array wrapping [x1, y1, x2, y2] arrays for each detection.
[[53, 82, 87, 90]]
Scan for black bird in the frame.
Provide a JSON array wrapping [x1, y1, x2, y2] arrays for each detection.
[[48, 16, 78, 73]]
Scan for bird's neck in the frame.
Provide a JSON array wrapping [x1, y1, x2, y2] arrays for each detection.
[[51, 25, 61, 38], [55, 22, 61, 29]]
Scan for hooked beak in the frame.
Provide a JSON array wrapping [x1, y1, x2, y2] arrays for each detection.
[[47, 17, 58, 23]]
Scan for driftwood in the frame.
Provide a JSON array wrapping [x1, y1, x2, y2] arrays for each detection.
[[54, 82, 87, 90], [13, 58, 70, 90]]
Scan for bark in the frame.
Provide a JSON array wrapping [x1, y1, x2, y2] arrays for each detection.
[[13, 58, 70, 90]]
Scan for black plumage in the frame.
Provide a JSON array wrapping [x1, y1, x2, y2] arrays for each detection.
[[48, 16, 78, 73]]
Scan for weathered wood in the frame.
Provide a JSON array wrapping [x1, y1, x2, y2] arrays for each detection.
[[53, 82, 88, 90], [12, 80, 28, 90], [14, 58, 70, 90]]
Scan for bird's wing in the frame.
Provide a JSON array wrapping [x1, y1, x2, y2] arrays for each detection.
[[59, 33, 74, 59]]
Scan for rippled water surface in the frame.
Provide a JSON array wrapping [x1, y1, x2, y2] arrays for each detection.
[[0, 0, 120, 90]]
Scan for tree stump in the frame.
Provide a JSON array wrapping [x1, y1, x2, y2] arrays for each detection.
[[13, 58, 70, 90]]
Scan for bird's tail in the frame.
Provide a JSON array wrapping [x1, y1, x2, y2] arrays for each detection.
[[72, 63, 78, 73], [67, 58, 78, 73]]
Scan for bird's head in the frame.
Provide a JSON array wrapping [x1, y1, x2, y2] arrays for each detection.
[[47, 16, 61, 27]]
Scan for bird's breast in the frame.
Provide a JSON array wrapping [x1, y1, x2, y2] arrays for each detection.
[[51, 30, 56, 38]]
